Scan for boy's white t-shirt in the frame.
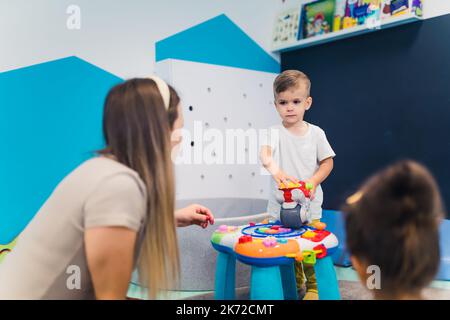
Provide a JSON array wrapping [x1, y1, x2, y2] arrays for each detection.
[[264, 122, 335, 220]]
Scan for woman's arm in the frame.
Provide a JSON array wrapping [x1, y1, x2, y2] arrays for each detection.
[[85, 227, 137, 299], [175, 204, 215, 228]]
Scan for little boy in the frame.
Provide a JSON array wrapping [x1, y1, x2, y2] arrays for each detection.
[[260, 70, 335, 300]]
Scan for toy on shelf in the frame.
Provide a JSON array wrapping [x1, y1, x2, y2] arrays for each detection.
[[211, 218, 340, 300], [276, 180, 314, 228]]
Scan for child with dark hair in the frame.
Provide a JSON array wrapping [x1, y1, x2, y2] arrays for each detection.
[[343, 160, 444, 299]]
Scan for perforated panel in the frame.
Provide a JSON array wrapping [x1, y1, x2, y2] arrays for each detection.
[[156, 59, 280, 200]]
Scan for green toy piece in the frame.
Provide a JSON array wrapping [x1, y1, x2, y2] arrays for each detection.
[[211, 232, 226, 245], [302, 250, 317, 265]]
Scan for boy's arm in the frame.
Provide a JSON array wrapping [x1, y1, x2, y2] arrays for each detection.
[[260, 145, 299, 185], [306, 157, 334, 198], [260, 145, 278, 175]]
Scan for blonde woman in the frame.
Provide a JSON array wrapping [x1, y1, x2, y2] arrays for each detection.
[[0, 78, 214, 299]]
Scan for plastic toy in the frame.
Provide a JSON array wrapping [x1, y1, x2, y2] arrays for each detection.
[[211, 219, 340, 300], [276, 180, 314, 228]]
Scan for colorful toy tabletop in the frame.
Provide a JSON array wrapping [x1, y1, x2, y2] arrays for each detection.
[[210, 219, 341, 300], [211, 219, 338, 266]]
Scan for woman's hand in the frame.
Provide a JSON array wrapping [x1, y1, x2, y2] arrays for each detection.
[[175, 204, 215, 228]]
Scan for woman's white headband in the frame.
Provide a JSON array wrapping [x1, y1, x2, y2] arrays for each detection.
[[148, 76, 170, 110]]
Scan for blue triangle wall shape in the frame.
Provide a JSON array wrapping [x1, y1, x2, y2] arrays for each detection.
[[156, 14, 280, 73], [0, 57, 122, 244]]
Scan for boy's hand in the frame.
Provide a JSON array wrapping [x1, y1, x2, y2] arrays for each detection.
[[305, 179, 317, 200], [305, 157, 334, 200], [175, 204, 215, 228], [273, 170, 300, 187]]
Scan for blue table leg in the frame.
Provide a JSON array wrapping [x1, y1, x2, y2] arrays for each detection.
[[314, 256, 341, 300], [250, 266, 284, 300], [215, 251, 236, 300], [280, 263, 298, 300]]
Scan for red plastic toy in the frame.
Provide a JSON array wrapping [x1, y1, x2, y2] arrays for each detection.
[[278, 181, 313, 203]]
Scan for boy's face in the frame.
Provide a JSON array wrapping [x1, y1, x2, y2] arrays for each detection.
[[274, 84, 312, 125]]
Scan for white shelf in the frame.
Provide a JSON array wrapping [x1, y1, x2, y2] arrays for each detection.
[[272, 12, 423, 53]]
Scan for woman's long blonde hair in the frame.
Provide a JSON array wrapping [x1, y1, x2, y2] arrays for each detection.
[[100, 78, 180, 298]]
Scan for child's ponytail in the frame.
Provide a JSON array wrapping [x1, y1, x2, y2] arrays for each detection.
[[343, 160, 444, 297]]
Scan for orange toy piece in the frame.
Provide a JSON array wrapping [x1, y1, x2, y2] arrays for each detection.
[[301, 229, 331, 242], [285, 252, 304, 262], [312, 221, 327, 231], [235, 238, 300, 259]]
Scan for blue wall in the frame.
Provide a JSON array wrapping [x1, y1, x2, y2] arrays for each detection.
[[281, 14, 450, 215], [156, 14, 280, 73], [0, 57, 122, 244]]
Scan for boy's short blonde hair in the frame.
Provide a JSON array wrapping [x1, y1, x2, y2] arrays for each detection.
[[273, 70, 311, 97]]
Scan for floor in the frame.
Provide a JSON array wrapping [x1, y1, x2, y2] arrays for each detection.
[[127, 266, 450, 300]]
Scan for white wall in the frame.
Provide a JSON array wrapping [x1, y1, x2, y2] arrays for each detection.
[[424, 0, 450, 19], [2, 0, 448, 77], [0, 0, 281, 77], [157, 59, 279, 200]]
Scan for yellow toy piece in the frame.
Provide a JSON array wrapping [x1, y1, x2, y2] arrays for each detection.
[[278, 181, 301, 189], [302, 230, 316, 239], [0, 237, 18, 263]]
